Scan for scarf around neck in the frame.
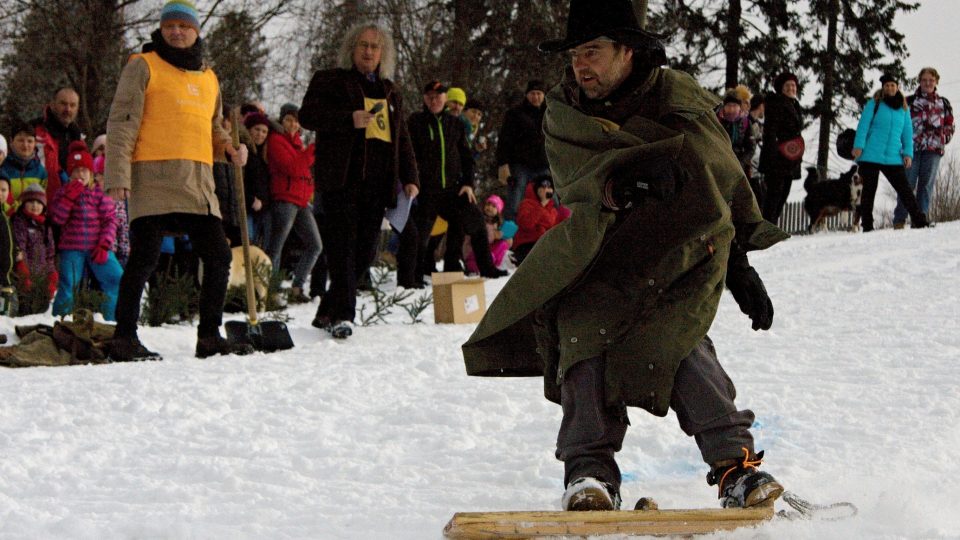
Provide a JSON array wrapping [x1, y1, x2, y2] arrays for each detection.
[[883, 91, 905, 110], [143, 29, 204, 71]]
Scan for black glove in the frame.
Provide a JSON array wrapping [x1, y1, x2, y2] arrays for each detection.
[[725, 252, 773, 331], [603, 155, 679, 210]]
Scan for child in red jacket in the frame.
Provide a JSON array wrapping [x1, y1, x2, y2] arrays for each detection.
[[512, 175, 567, 264]]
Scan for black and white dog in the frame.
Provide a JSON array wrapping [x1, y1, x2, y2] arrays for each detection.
[[803, 165, 863, 232]]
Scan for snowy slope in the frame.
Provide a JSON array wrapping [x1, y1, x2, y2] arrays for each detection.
[[1, 223, 958, 539]]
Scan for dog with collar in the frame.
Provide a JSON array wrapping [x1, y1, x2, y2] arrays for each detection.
[[803, 165, 863, 233]]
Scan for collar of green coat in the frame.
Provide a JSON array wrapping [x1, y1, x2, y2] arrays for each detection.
[[559, 66, 722, 126]]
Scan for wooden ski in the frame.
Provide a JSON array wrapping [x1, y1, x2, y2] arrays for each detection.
[[443, 504, 774, 539]]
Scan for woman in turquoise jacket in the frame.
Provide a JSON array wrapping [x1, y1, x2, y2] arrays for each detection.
[[852, 74, 929, 231]]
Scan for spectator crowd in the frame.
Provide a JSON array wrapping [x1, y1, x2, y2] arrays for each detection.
[[0, 0, 953, 352]]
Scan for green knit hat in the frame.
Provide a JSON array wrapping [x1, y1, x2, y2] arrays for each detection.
[[161, 0, 200, 32]]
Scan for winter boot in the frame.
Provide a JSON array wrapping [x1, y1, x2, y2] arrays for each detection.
[[327, 320, 353, 339], [195, 336, 255, 359], [561, 477, 621, 511], [312, 314, 352, 339], [708, 448, 784, 509], [288, 287, 311, 304], [107, 336, 162, 362]]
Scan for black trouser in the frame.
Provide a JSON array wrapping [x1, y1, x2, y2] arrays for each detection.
[[556, 337, 755, 495], [394, 218, 421, 288], [115, 213, 232, 340], [857, 161, 927, 231], [315, 189, 385, 322], [761, 171, 793, 224], [398, 189, 495, 279], [309, 201, 328, 297]]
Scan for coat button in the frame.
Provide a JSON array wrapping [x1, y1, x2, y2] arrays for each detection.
[[648, 279, 656, 286], [648, 363, 654, 370], [649, 391, 656, 397], [657, 288, 663, 294], [535, 347, 542, 354], [599, 328, 606, 335], [570, 337, 578, 343]]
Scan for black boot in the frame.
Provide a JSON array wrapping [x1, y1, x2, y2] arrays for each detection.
[[708, 448, 784, 508], [912, 213, 934, 229], [107, 336, 162, 362], [195, 335, 255, 358]]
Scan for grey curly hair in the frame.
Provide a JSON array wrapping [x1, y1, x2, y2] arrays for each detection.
[[337, 22, 396, 80]]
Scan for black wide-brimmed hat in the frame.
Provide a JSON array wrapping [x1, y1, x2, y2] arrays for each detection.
[[538, 0, 667, 53]]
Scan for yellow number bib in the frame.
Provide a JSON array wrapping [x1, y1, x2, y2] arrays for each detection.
[[364, 97, 392, 143]]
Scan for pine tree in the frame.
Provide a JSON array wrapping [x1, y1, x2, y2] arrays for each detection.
[[205, 11, 269, 107], [0, 0, 139, 136], [647, 0, 802, 94], [797, 0, 918, 177]]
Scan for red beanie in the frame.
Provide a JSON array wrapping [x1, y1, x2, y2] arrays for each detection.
[[66, 140, 94, 176]]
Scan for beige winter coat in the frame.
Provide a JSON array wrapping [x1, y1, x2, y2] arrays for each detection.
[[104, 56, 230, 221]]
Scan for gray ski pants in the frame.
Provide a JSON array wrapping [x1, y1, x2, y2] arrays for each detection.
[[555, 336, 755, 493]]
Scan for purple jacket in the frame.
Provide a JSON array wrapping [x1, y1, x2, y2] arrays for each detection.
[[50, 183, 117, 251], [11, 211, 56, 277]]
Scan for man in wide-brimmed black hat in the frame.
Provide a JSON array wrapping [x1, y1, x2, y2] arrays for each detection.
[[462, 0, 789, 512]]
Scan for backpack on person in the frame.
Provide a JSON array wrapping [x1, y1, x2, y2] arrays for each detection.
[[837, 99, 882, 161], [836, 129, 856, 160]]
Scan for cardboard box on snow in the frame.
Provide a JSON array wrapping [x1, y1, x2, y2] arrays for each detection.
[[432, 272, 486, 324]]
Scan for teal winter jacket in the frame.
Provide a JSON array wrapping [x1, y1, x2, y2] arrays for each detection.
[[854, 97, 913, 165]]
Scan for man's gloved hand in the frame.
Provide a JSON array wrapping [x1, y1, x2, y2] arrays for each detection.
[[602, 155, 679, 210], [725, 251, 773, 331]]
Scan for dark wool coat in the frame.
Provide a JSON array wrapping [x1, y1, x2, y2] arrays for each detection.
[[243, 142, 272, 212], [463, 68, 787, 416], [758, 92, 804, 179], [495, 100, 549, 169], [298, 68, 418, 207]]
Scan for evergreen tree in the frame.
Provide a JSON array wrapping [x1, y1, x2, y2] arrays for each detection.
[[798, 0, 918, 177], [205, 11, 269, 107], [647, 0, 802, 94], [0, 0, 135, 136]]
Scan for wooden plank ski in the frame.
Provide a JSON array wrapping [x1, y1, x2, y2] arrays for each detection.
[[443, 505, 774, 539]]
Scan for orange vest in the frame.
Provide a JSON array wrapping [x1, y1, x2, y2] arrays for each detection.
[[131, 52, 219, 165]]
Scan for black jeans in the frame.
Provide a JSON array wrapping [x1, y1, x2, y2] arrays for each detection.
[[115, 213, 232, 340], [857, 161, 927, 231], [398, 189, 495, 280], [761, 171, 793, 224], [315, 189, 385, 322], [556, 337, 755, 494]]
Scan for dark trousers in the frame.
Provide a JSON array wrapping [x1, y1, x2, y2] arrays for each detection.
[[857, 161, 927, 231], [761, 172, 793, 224], [556, 337, 755, 494], [115, 213, 232, 340], [315, 190, 385, 322], [398, 189, 494, 280], [309, 203, 328, 297]]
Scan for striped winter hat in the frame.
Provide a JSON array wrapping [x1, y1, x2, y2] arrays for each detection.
[[161, 0, 200, 31]]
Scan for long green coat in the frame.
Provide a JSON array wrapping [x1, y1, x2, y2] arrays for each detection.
[[462, 68, 787, 417]]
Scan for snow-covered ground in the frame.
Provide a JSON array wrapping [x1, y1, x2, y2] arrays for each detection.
[[1, 223, 958, 539]]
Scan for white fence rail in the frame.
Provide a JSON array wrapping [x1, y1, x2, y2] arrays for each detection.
[[776, 200, 856, 234]]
